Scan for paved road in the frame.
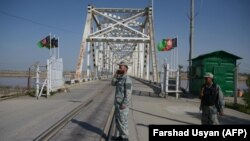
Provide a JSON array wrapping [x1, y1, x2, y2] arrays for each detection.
[[1, 77, 250, 141], [50, 80, 114, 141], [0, 79, 115, 141], [126, 79, 250, 141]]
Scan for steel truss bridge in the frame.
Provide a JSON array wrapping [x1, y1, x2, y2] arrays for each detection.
[[75, 5, 159, 82]]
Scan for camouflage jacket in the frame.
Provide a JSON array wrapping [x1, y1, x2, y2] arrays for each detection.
[[111, 74, 133, 106]]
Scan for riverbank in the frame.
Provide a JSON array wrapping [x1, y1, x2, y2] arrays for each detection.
[[0, 70, 45, 77], [0, 85, 28, 100]]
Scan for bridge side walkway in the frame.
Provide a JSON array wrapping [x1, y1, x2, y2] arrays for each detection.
[[126, 78, 250, 141]]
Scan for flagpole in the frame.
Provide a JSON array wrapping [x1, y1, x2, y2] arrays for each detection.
[[176, 35, 178, 70], [170, 48, 172, 72], [58, 37, 59, 58], [49, 33, 52, 95], [172, 39, 176, 70], [189, 0, 195, 93], [53, 35, 55, 58], [49, 33, 51, 57], [50, 34, 53, 95], [174, 44, 176, 70], [173, 44, 175, 72], [49, 33, 51, 95]]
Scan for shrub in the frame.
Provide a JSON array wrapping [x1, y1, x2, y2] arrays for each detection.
[[225, 102, 250, 114], [244, 75, 250, 109], [246, 75, 250, 88], [244, 90, 250, 109], [26, 90, 36, 97]]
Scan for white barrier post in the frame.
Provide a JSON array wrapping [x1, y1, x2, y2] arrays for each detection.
[[36, 64, 40, 97], [176, 69, 179, 99], [166, 64, 169, 97]]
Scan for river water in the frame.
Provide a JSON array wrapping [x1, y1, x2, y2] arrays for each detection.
[[0, 77, 35, 88]]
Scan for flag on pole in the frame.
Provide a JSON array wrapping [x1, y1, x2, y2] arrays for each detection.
[[157, 38, 177, 51], [157, 39, 166, 51], [37, 35, 51, 49], [51, 38, 58, 48], [166, 38, 177, 50]]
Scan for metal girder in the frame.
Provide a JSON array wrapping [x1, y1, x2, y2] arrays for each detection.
[[93, 15, 101, 29], [75, 5, 159, 82], [87, 37, 150, 43], [90, 9, 148, 38], [75, 5, 92, 80], [148, 7, 159, 82], [94, 8, 144, 13]]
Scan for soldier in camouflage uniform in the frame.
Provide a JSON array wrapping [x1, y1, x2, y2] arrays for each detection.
[[200, 72, 225, 125], [111, 61, 133, 141]]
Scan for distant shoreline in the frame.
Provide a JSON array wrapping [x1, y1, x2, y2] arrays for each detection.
[[0, 70, 72, 78]]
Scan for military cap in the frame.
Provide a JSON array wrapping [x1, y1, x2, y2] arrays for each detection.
[[117, 61, 128, 66], [204, 72, 214, 79]]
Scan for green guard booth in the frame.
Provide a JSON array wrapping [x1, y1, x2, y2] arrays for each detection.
[[190, 50, 242, 97]]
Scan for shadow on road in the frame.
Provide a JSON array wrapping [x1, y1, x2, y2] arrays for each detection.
[[186, 111, 250, 124], [130, 108, 197, 125], [185, 111, 201, 120], [220, 114, 250, 124], [132, 90, 160, 97], [71, 119, 106, 137]]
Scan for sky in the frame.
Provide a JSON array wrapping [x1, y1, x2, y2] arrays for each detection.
[[0, 0, 250, 73]]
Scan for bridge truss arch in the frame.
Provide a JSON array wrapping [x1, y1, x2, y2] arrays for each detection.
[[75, 5, 159, 82]]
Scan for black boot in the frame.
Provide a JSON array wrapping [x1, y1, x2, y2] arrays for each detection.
[[122, 138, 129, 141], [111, 136, 123, 141]]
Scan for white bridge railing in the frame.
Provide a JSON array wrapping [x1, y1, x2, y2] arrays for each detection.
[[160, 63, 181, 99]]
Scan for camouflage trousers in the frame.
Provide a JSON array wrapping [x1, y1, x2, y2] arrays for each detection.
[[201, 105, 219, 125], [114, 104, 129, 138]]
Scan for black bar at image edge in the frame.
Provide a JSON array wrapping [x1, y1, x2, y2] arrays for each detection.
[[149, 125, 250, 141]]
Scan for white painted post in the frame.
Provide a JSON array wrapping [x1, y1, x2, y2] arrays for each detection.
[[176, 35, 179, 71], [36, 64, 39, 97], [163, 65, 166, 95], [166, 64, 169, 94], [46, 59, 50, 96], [47, 58, 52, 96], [176, 70, 180, 99], [57, 37, 59, 59], [162, 58, 167, 95]]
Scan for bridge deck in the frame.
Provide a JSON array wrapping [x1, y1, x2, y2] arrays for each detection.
[[0, 78, 250, 141]]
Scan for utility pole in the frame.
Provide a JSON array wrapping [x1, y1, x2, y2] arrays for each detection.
[[189, 0, 194, 93]]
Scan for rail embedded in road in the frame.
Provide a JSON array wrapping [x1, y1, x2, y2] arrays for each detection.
[[33, 80, 115, 141]]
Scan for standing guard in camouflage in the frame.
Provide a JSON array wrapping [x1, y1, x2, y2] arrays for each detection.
[[200, 72, 225, 125], [111, 61, 133, 141]]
